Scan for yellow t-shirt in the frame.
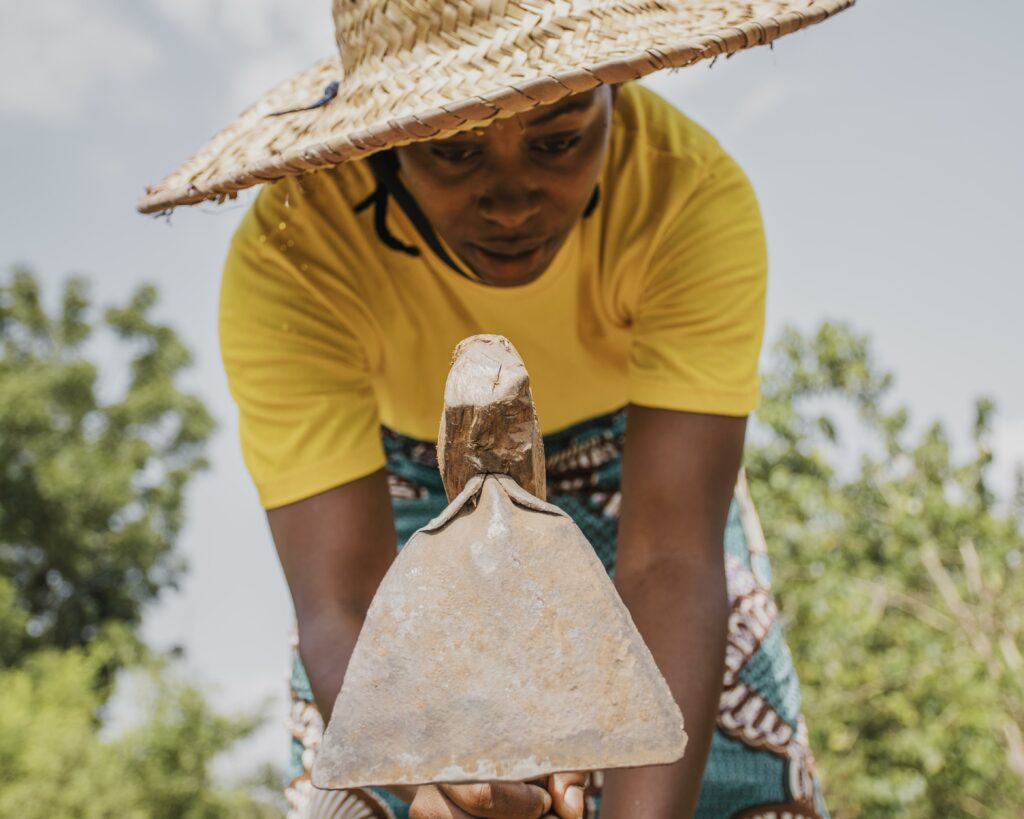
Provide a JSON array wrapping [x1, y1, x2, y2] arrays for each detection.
[[221, 83, 767, 509]]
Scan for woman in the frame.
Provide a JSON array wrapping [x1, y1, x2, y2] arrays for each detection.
[[140, 2, 854, 817]]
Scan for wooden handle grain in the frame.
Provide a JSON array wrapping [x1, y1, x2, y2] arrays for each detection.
[[437, 335, 546, 501]]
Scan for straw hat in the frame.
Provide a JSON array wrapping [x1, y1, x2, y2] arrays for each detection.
[[138, 0, 854, 214]]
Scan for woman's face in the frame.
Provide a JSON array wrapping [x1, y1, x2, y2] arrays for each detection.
[[395, 87, 614, 287]]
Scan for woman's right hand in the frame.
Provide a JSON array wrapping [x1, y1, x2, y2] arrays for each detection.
[[409, 773, 587, 819]]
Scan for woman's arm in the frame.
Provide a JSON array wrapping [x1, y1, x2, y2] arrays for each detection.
[[268, 469, 419, 805], [267, 468, 397, 721], [269, 469, 433, 806], [599, 405, 746, 819]]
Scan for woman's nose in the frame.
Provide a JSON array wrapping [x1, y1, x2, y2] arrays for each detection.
[[478, 180, 542, 229]]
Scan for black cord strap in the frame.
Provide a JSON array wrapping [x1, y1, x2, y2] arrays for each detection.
[[354, 185, 420, 257], [268, 81, 339, 117], [366, 152, 469, 277]]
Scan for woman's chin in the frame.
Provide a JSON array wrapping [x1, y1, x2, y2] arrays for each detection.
[[468, 243, 554, 287]]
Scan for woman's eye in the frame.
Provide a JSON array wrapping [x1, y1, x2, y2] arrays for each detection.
[[533, 135, 583, 155], [432, 146, 480, 163]]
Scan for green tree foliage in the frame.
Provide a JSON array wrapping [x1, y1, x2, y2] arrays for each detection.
[[747, 323, 1024, 818], [0, 269, 281, 817], [0, 628, 279, 819], [0, 268, 214, 664]]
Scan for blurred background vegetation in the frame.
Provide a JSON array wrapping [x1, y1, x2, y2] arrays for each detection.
[[746, 324, 1024, 817], [0, 268, 281, 817], [1, 268, 1021, 817]]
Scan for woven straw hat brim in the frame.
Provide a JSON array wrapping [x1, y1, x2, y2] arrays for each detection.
[[138, 0, 854, 214]]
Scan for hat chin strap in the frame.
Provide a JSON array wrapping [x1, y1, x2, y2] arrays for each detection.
[[353, 171, 420, 259], [364, 151, 471, 279]]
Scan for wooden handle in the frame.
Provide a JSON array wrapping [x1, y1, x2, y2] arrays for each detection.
[[437, 335, 546, 501]]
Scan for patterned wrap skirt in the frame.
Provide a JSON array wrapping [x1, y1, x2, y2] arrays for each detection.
[[284, 410, 830, 819]]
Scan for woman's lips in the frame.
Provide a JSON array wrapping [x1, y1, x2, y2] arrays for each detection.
[[470, 241, 548, 281]]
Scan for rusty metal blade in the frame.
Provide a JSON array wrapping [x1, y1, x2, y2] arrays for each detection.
[[312, 474, 686, 789]]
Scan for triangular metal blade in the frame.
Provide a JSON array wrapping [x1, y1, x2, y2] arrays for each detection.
[[312, 473, 686, 789]]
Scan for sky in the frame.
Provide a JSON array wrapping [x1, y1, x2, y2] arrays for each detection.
[[2, 0, 1023, 777]]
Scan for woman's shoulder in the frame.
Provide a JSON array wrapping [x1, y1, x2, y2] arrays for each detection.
[[226, 157, 387, 290], [612, 82, 726, 166], [592, 83, 764, 320], [603, 83, 745, 236], [237, 159, 378, 239]]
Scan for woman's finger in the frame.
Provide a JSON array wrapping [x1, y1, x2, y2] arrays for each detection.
[[546, 772, 589, 819], [409, 785, 475, 819], [441, 780, 553, 818]]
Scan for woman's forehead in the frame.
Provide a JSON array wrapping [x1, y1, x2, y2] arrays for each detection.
[[467, 87, 607, 137], [523, 89, 603, 126]]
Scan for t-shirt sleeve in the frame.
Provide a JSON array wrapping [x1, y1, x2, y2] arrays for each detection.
[[219, 186, 385, 509], [627, 147, 767, 416]]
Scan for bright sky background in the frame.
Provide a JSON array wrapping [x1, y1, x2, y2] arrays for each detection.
[[2, 0, 1023, 776]]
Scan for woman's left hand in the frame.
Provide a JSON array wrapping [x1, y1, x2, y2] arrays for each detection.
[[409, 772, 588, 819], [541, 771, 588, 819]]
